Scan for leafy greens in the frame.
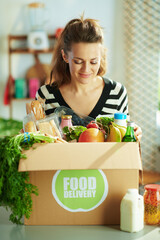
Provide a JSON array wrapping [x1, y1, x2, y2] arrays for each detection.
[[0, 132, 55, 224], [0, 118, 22, 137], [96, 116, 114, 135], [62, 126, 87, 141]]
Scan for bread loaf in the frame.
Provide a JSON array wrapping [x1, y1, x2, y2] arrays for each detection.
[[26, 102, 32, 114], [31, 100, 45, 120]]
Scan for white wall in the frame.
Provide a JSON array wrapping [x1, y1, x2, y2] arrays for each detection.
[[0, 0, 121, 120]]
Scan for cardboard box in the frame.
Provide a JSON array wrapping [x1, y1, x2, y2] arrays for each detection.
[[18, 142, 142, 225]]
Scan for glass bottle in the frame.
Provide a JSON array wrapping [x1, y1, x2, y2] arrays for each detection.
[[60, 115, 73, 130], [120, 189, 144, 232], [122, 121, 136, 142], [144, 184, 160, 225]]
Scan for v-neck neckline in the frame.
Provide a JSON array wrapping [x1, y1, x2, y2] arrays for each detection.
[[53, 78, 112, 118]]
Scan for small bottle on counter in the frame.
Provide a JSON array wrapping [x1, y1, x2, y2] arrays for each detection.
[[120, 189, 144, 233], [144, 184, 160, 225], [114, 113, 127, 127], [60, 115, 73, 130], [122, 121, 136, 142]]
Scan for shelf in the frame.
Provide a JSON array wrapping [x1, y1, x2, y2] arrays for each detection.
[[8, 34, 55, 118], [11, 98, 34, 102], [8, 34, 56, 54], [8, 34, 56, 40], [10, 48, 54, 54]]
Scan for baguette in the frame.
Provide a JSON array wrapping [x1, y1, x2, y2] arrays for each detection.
[[26, 102, 32, 114], [31, 100, 45, 120]]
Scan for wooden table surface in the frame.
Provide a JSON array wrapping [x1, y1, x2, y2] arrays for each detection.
[[143, 170, 160, 184]]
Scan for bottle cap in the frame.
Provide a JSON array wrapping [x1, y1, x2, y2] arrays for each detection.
[[114, 113, 127, 120], [144, 184, 160, 191], [61, 115, 72, 119], [127, 121, 135, 127], [127, 189, 138, 194]]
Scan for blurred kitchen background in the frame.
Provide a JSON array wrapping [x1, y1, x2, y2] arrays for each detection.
[[0, 0, 160, 174]]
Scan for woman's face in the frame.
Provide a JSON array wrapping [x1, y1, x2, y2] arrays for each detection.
[[62, 42, 102, 85]]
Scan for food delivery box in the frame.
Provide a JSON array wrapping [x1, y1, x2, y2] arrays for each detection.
[[18, 142, 142, 225]]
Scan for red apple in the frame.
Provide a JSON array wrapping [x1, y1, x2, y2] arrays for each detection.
[[86, 121, 99, 129], [78, 128, 105, 142]]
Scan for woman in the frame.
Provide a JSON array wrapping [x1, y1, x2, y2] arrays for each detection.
[[36, 17, 142, 140]]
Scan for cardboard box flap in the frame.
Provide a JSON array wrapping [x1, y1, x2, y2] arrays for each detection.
[[18, 142, 142, 172]]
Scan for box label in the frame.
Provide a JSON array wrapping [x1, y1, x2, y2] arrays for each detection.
[[52, 170, 108, 212]]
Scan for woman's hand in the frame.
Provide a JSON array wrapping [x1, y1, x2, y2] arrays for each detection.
[[134, 124, 142, 142]]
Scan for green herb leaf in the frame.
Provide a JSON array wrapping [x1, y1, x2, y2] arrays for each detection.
[[96, 117, 114, 135], [0, 118, 22, 137], [62, 126, 87, 141], [0, 132, 55, 224]]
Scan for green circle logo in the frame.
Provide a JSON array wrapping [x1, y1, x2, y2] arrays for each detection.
[[52, 169, 108, 212]]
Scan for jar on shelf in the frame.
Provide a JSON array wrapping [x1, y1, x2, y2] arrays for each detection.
[[15, 78, 27, 98], [29, 78, 40, 98], [143, 184, 160, 225]]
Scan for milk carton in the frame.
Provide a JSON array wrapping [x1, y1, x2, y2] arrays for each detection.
[[120, 189, 144, 232]]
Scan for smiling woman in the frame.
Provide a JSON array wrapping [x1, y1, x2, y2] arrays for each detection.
[[61, 42, 102, 84], [35, 16, 142, 140]]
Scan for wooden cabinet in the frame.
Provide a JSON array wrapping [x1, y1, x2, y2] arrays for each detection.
[[8, 34, 56, 118]]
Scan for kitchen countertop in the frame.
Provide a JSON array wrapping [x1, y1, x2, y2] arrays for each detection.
[[0, 207, 159, 240]]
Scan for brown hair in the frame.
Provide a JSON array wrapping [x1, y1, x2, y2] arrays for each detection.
[[50, 17, 107, 87]]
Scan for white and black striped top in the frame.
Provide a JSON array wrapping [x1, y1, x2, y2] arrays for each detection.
[[36, 78, 129, 119]]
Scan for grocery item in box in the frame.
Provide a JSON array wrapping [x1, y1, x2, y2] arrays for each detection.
[[60, 115, 73, 129], [122, 121, 137, 142], [54, 106, 94, 128], [26, 100, 45, 120], [36, 115, 62, 138], [114, 113, 127, 127], [23, 113, 37, 132], [31, 100, 45, 120]]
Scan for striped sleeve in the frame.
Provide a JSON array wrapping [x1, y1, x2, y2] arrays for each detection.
[[117, 85, 129, 115], [101, 80, 129, 116], [36, 87, 45, 100], [36, 85, 60, 115]]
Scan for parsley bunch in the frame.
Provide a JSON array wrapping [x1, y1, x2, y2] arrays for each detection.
[[0, 132, 55, 224], [0, 118, 22, 137]]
